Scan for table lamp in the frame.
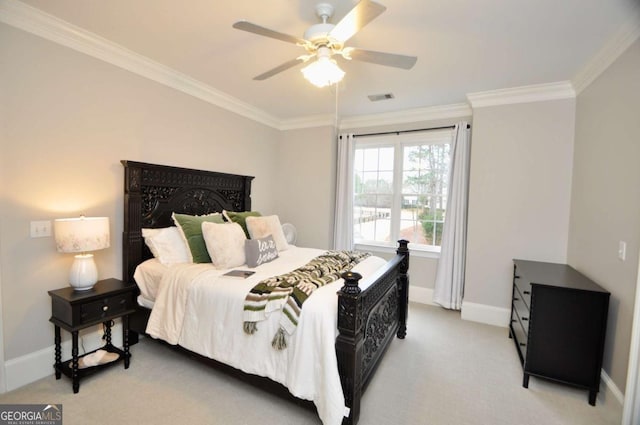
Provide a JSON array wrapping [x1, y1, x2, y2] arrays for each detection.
[[54, 216, 110, 291]]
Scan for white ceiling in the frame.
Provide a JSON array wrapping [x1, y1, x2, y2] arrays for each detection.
[[15, 0, 640, 122]]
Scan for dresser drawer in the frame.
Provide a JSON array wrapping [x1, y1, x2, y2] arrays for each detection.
[[80, 293, 132, 325], [511, 313, 528, 361], [512, 287, 530, 329], [513, 273, 531, 309]]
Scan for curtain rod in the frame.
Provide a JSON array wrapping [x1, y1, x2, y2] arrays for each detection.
[[352, 124, 470, 138]]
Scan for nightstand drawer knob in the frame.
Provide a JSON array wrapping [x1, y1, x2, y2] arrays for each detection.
[[102, 305, 109, 312]]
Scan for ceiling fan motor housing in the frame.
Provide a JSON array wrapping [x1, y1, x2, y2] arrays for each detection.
[[304, 23, 335, 44]]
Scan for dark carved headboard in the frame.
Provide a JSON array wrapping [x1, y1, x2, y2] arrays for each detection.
[[122, 160, 254, 284]]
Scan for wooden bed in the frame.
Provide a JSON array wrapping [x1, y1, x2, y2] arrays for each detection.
[[121, 160, 410, 425]]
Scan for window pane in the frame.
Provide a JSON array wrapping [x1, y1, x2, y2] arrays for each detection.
[[353, 147, 394, 243], [401, 142, 450, 247], [378, 147, 394, 170], [353, 137, 451, 248], [378, 171, 393, 193], [374, 216, 391, 242], [362, 149, 379, 171], [419, 207, 444, 246], [400, 202, 427, 244]]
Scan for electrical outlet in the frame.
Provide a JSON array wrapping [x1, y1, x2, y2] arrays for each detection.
[[30, 220, 52, 238], [618, 241, 627, 261]]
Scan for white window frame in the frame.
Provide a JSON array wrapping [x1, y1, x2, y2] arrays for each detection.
[[353, 129, 453, 255]]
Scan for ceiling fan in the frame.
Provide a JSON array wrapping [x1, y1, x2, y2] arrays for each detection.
[[232, 0, 417, 87]]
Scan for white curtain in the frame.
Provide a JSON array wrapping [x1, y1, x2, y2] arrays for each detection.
[[433, 122, 471, 310], [333, 133, 355, 250]]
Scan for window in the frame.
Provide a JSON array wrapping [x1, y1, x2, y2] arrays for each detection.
[[353, 130, 453, 250]]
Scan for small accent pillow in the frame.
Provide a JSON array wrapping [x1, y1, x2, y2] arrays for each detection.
[[202, 222, 247, 269], [225, 211, 261, 238], [172, 212, 225, 263], [245, 215, 289, 251], [245, 235, 279, 268], [141, 227, 190, 265]]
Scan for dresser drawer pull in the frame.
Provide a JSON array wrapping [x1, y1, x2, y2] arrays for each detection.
[[514, 275, 520, 279], [519, 342, 526, 347], [513, 297, 520, 301], [521, 317, 528, 321], [523, 291, 530, 295], [102, 305, 109, 312]]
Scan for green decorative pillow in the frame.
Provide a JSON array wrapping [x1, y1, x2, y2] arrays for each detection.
[[172, 212, 225, 263], [225, 211, 261, 238]]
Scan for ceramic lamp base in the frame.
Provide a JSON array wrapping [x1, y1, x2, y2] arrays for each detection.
[[69, 253, 98, 291]]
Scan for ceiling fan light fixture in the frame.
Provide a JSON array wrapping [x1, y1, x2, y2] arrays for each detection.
[[301, 55, 345, 88]]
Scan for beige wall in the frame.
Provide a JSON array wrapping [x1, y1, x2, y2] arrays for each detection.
[[0, 24, 280, 361], [276, 126, 337, 250], [568, 39, 640, 390], [465, 99, 576, 308]]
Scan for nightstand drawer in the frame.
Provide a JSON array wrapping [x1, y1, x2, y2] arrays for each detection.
[[80, 293, 132, 324]]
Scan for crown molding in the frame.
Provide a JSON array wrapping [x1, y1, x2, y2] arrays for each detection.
[[466, 81, 575, 108], [572, 6, 640, 94], [0, 0, 281, 129], [338, 103, 472, 130], [278, 114, 336, 131]]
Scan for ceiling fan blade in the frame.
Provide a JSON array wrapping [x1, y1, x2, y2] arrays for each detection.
[[233, 21, 308, 46], [346, 48, 417, 69], [253, 58, 306, 81], [329, 0, 386, 43]]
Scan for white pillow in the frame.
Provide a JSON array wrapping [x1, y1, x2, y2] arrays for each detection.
[[141, 227, 191, 265], [245, 215, 289, 251], [202, 222, 247, 269]]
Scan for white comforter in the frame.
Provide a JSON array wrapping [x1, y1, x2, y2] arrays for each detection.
[[144, 247, 386, 425]]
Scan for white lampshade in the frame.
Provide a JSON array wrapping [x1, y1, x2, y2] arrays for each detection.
[[54, 216, 110, 291], [301, 47, 345, 88]]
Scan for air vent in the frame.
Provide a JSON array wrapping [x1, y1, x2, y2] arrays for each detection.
[[368, 93, 395, 102]]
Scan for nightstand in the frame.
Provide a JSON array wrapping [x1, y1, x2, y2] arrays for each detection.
[[48, 278, 136, 393]]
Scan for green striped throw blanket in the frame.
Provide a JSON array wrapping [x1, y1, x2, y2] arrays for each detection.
[[243, 250, 370, 350]]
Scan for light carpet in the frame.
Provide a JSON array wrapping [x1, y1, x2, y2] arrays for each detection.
[[0, 303, 622, 424]]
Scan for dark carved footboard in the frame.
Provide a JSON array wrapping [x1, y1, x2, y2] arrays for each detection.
[[337, 240, 409, 425]]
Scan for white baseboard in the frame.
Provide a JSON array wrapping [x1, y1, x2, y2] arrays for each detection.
[[409, 285, 436, 305], [460, 301, 511, 327], [4, 322, 123, 392], [601, 367, 625, 406]]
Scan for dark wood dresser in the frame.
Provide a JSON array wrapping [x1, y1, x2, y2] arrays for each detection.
[[510, 259, 610, 405]]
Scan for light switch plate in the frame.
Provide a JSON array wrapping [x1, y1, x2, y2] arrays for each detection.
[[30, 220, 52, 238], [618, 241, 627, 261]]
